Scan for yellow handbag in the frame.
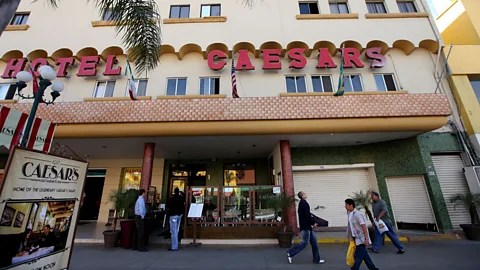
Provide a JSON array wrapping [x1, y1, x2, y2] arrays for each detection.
[[346, 240, 356, 267]]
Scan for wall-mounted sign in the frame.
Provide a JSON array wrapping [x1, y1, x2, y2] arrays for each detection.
[[0, 147, 88, 270], [1, 55, 122, 79], [207, 47, 386, 71]]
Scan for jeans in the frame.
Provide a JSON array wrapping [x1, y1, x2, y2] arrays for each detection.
[[372, 221, 404, 251], [287, 230, 321, 263], [352, 244, 378, 270], [169, 214, 182, 250]]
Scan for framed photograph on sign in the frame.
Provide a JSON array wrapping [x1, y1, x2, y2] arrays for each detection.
[[0, 205, 15, 227], [13, 211, 25, 228]]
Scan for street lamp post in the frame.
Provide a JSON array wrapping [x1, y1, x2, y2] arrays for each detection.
[[15, 65, 64, 147]]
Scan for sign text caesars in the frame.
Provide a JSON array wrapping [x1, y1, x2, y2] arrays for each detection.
[[208, 47, 385, 71], [1, 47, 385, 79]]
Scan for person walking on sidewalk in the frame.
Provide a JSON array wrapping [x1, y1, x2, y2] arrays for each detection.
[[369, 191, 405, 254], [286, 191, 324, 264], [345, 199, 379, 270], [133, 189, 147, 252], [167, 188, 185, 251]]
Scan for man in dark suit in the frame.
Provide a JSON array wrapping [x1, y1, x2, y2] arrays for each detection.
[[40, 225, 56, 248]]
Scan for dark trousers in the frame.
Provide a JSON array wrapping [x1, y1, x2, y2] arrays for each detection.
[[352, 244, 378, 270], [132, 216, 145, 250]]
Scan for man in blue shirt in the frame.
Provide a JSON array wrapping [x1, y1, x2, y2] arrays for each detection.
[[133, 189, 147, 252], [287, 191, 324, 264]]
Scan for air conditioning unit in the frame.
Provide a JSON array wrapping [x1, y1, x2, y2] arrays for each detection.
[[463, 166, 480, 194]]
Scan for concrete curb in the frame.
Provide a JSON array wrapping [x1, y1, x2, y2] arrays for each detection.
[[293, 237, 409, 244], [293, 234, 461, 244], [76, 234, 462, 245]]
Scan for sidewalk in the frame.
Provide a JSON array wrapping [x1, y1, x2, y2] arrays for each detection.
[[292, 231, 461, 244], [75, 222, 462, 245], [69, 240, 480, 269]]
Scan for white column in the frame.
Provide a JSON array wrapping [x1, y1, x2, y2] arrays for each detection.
[[385, 0, 401, 13]]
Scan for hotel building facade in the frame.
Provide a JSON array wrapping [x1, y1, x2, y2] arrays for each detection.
[[0, 0, 476, 236]]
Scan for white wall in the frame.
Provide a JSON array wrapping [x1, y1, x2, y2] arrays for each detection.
[[0, 0, 444, 102], [0, 48, 442, 101]]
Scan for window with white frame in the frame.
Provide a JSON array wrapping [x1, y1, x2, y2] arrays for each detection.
[[344, 75, 364, 92], [397, 1, 418, 13], [170, 5, 190, 18], [166, 78, 187, 96], [299, 1, 320, 14], [0, 84, 16, 100], [201, 4, 221, 17], [200, 77, 220, 95], [126, 79, 148, 96], [366, 1, 387, 13], [10, 13, 29, 25], [286, 76, 307, 93], [312, 75, 334, 92], [374, 74, 397, 91], [329, 1, 349, 14], [94, 81, 116, 98]]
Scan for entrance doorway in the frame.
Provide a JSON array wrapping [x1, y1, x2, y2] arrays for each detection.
[[80, 169, 106, 221], [168, 164, 207, 196]]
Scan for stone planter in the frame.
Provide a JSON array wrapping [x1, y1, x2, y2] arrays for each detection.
[[103, 230, 120, 248]]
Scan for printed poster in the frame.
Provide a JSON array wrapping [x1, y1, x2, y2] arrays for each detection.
[[0, 147, 88, 270]]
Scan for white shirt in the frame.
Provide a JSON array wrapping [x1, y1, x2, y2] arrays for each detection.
[[135, 196, 146, 219], [348, 209, 371, 245]]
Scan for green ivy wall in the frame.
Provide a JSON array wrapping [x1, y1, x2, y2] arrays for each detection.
[[291, 132, 462, 232]]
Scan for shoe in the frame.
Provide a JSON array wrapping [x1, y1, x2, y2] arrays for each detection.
[[368, 248, 379, 253], [139, 249, 148, 252], [168, 248, 178, 251], [314, 260, 325, 264], [397, 249, 405, 254], [287, 253, 292, 264]]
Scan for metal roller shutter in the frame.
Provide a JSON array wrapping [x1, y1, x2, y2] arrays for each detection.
[[293, 169, 371, 227], [432, 155, 471, 228], [386, 176, 436, 225]]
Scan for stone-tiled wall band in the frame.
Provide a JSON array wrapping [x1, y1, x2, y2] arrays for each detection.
[[5, 94, 451, 124]]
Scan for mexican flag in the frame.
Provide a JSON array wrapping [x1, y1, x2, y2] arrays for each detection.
[[125, 59, 138, 100], [334, 45, 345, 97]]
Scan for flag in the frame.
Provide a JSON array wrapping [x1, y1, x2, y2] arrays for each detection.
[[125, 57, 138, 100], [26, 57, 39, 95], [26, 117, 57, 151], [231, 51, 240, 98], [334, 45, 345, 97], [0, 105, 56, 152], [0, 105, 28, 149]]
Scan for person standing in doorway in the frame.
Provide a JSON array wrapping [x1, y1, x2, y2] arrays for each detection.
[[133, 189, 147, 252], [286, 191, 324, 264], [369, 191, 405, 254], [345, 199, 379, 270], [167, 188, 185, 251]]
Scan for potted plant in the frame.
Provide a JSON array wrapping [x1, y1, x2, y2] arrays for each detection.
[[350, 189, 376, 242], [118, 189, 139, 249], [103, 189, 137, 248], [266, 192, 296, 248], [450, 192, 480, 241]]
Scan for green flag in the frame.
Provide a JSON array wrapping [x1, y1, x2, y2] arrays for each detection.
[[334, 45, 345, 97]]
